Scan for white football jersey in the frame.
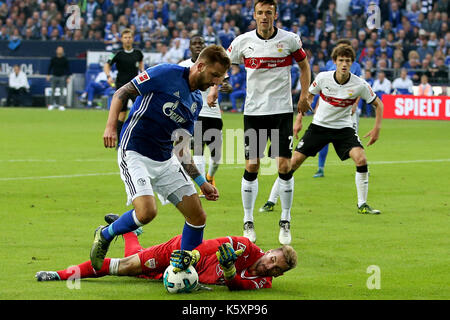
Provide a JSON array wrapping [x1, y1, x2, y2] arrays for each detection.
[[309, 71, 377, 129], [178, 58, 222, 119], [227, 28, 306, 116]]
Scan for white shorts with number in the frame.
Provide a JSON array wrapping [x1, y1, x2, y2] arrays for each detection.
[[118, 149, 196, 206]]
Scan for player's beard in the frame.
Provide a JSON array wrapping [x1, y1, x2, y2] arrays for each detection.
[[198, 73, 213, 91]]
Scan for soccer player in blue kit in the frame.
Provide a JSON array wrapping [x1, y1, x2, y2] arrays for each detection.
[[90, 45, 231, 271]]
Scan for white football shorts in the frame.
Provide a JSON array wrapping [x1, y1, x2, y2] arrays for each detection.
[[117, 149, 196, 206]]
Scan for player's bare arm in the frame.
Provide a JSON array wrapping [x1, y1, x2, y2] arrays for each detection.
[[103, 82, 139, 148], [207, 85, 219, 107], [103, 62, 112, 81], [352, 97, 361, 115], [364, 97, 383, 146], [296, 58, 312, 114], [174, 136, 219, 201]]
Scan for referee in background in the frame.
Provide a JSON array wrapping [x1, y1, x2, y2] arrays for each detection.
[[103, 28, 144, 144]]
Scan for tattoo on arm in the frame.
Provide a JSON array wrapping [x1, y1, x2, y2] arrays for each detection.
[[181, 161, 201, 180], [114, 82, 139, 102]]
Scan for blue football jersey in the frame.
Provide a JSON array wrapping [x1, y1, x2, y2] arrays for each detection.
[[119, 64, 203, 161]]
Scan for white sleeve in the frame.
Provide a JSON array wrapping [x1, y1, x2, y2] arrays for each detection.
[[360, 79, 377, 104], [309, 73, 322, 95], [227, 36, 242, 65]]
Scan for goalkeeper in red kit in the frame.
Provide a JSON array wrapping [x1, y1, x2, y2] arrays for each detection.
[[36, 214, 297, 291]]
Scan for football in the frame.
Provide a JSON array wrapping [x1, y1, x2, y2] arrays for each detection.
[[163, 265, 199, 294]]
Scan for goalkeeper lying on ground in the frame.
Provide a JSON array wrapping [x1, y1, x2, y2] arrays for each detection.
[[36, 214, 297, 290]]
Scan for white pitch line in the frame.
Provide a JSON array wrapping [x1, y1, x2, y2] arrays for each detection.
[[0, 172, 118, 181], [220, 158, 450, 169], [0, 159, 449, 181]]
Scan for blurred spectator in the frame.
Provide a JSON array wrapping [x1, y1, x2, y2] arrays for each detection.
[[204, 25, 219, 46], [142, 40, 153, 53], [107, 0, 125, 21], [218, 22, 235, 50], [80, 70, 116, 109], [7, 64, 30, 107], [47, 19, 63, 38], [375, 38, 393, 59], [427, 57, 449, 82], [104, 23, 121, 51], [359, 69, 375, 117], [241, 0, 254, 30], [403, 50, 421, 82], [47, 46, 71, 111], [165, 39, 184, 64], [226, 5, 243, 31], [416, 74, 433, 95], [372, 71, 392, 98], [226, 64, 246, 113], [421, 11, 441, 34], [392, 68, 414, 94]]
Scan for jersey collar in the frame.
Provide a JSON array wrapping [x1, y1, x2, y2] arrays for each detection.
[[124, 48, 134, 53], [256, 27, 278, 40], [333, 71, 351, 85]]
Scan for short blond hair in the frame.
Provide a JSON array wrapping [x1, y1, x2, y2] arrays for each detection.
[[197, 45, 231, 70], [280, 245, 298, 271], [121, 28, 133, 37]]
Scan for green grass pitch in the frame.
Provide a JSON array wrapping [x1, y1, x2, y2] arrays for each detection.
[[0, 107, 449, 300]]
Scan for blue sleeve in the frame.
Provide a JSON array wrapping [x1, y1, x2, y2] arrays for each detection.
[[131, 64, 169, 96]]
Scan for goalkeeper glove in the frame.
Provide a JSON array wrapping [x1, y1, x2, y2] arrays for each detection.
[[216, 243, 244, 280], [170, 249, 200, 273]]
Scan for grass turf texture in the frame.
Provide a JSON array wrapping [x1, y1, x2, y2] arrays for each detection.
[[0, 107, 449, 300]]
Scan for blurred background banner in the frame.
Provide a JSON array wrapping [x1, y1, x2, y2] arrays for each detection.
[[383, 94, 450, 120]]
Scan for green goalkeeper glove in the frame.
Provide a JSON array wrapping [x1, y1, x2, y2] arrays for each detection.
[[170, 249, 200, 273], [216, 243, 244, 280]]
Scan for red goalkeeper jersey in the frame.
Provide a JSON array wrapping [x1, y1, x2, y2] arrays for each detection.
[[137, 235, 272, 290]]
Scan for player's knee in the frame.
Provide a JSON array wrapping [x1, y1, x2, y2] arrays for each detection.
[[191, 209, 207, 226], [352, 152, 367, 166], [278, 160, 291, 174], [135, 206, 157, 224]]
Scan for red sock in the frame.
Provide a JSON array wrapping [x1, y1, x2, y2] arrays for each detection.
[[123, 232, 143, 257], [57, 259, 111, 280]]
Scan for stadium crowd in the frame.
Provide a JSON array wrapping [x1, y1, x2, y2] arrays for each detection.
[[1, 0, 449, 113]]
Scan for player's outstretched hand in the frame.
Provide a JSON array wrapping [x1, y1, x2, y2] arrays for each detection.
[[216, 243, 244, 280], [364, 127, 380, 146], [293, 120, 303, 139], [216, 243, 243, 269], [200, 182, 219, 201], [170, 249, 200, 273], [297, 97, 313, 115], [103, 126, 117, 148]]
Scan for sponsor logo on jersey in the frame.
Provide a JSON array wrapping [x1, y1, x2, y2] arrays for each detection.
[[144, 258, 156, 269], [162, 100, 187, 123], [320, 92, 357, 108], [173, 91, 180, 98], [237, 242, 247, 253], [136, 71, 150, 84], [276, 42, 284, 53], [244, 56, 293, 69], [190, 102, 197, 114], [227, 45, 232, 53]]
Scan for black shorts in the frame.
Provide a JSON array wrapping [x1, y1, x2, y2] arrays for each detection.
[[295, 123, 363, 161], [192, 116, 223, 159], [244, 113, 293, 160]]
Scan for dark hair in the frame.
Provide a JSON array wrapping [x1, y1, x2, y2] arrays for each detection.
[[331, 44, 356, 62], [254, 0, 277, 13], [197, 45, 231, 70], [336, 38, 352, 46]]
